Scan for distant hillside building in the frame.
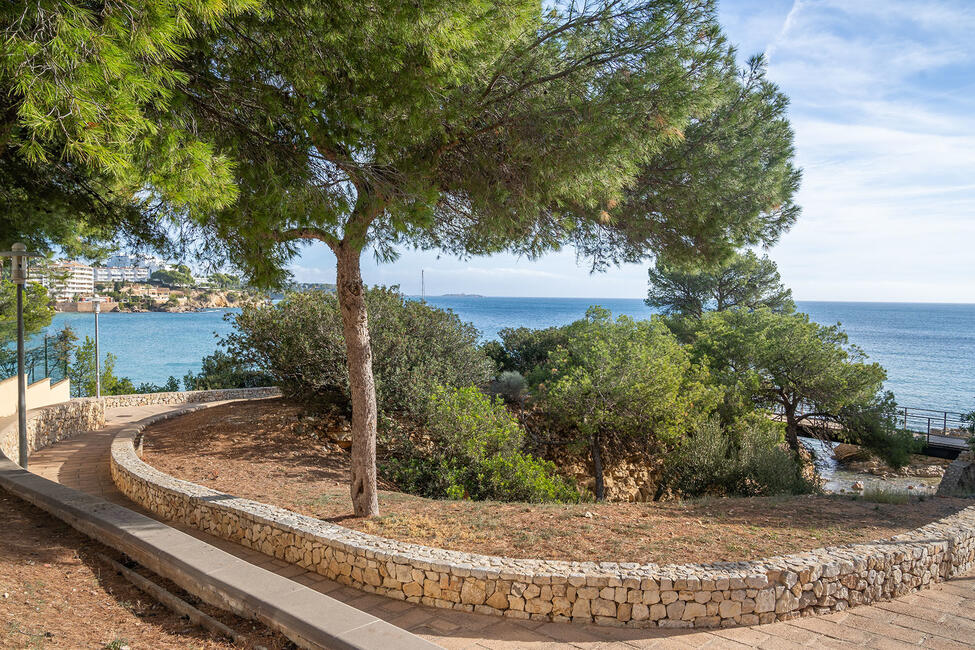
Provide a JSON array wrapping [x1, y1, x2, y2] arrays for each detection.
[[93, 266, 151, 283], [30, 260, 94, 301], [105, 252, 168, 274]]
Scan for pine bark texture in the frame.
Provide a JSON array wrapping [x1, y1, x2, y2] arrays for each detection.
[[783, 402, 801, 454], [335, 244, 380, 518]]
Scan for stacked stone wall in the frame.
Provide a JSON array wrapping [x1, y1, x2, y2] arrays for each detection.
[[0, 399, 104, 461], [0, 387, 279, 463], [100, 387, 279, 409], [111, 414, 975, 630]]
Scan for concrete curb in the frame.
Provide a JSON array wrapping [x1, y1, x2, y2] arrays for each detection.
[[0, 399, 441, 650]]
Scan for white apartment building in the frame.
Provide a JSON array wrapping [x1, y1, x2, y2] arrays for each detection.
[[93, 266, 151, 283], [31, 260, 95, 301], [105, 253, 168, 274]]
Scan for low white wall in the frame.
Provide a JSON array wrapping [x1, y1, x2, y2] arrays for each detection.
[[0, 375, 71, 419]]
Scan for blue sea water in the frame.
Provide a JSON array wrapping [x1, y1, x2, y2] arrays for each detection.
[[37, 299, 975, 413]]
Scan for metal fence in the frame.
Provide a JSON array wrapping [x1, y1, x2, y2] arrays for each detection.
[[896, 406, 968, 438], [772, 402, 970, 439], [0, 335, 70, 385]]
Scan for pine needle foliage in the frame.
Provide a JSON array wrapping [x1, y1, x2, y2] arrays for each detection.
[[170, 0, 802, 516], [0, 0, 258, 254]]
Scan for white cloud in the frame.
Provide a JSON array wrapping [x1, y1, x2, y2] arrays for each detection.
[[747, 0, 975, 302]]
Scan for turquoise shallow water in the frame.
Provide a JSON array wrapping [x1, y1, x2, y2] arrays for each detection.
[[37, 299, 975, 413]]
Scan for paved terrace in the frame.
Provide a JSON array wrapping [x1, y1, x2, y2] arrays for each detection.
[[25, 402, 975, 649]]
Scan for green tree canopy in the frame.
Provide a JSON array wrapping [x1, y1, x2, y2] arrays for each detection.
[[689, 308, 909, 464], [175, 0, 799, 516], [207, 272, 242, 289], [535, 308, 717, 499], [0, 278, 54, 346], [150, 265, 194, 287], [69, 336, 134, 397], [0, 0, 256, 256], [646, 250, 795, 319]]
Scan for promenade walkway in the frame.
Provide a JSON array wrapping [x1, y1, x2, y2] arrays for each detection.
[[25, 402, 975, 649]]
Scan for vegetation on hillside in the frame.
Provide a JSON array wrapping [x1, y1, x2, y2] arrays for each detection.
[[176, 0, 800, 517], [5, 1, 920, 516]]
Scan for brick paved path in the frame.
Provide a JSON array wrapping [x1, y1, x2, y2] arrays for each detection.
[[25, 403, 975, 649]]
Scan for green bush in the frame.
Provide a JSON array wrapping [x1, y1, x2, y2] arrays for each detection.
[[488, 370, 528, 404], [182, 349, 274, 390], [665, 415, 815, 497], [961, 409, 975, 453], [531, 307, 719, 498], [486, 326, 570, 375], [381, 386, 579, 503], [225, 287, 493, 417], [833, 392, 921, 468]]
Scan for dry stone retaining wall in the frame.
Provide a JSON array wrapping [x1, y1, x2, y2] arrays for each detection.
[[111, 413, 975, 630], [100, 387, 280, 409], [0, 387, 279, 463], [938, 451, 975, 497], [0, 399, 104, 461]]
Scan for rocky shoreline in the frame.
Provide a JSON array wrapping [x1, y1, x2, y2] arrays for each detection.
[[832, 443, 951, 479]]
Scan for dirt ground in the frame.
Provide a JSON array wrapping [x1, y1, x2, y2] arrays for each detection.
[[0, 491, 292, 649], [142, 399, 974, 566]]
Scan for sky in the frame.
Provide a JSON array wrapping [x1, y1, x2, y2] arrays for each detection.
[[290, 0, 975, 302]]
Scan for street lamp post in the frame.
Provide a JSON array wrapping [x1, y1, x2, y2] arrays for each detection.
[[1, 243, 41, 469], [94, 296, 101, 398]]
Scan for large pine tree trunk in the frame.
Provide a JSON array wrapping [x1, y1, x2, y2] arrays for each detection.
[[783, 402, 801, 454], [335, 244, 380, 518]]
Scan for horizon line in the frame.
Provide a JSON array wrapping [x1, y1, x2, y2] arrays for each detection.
[[402, 294, 975, 306]]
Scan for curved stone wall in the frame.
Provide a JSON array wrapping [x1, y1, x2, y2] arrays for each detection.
[[100, 387, 280, 409], [111, 413, 975, 630], [0, 387, 279, 464], [0, 399, 104, 462]]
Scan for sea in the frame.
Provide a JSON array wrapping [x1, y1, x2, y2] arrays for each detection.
[[35, 299, 975, 413]]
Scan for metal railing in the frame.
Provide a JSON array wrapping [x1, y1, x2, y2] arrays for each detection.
[[0, 335, 70, 385], [772, 402, 971, 442], [896, 406, 968, 439]]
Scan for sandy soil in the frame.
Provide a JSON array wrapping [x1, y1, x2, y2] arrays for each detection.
[[0, 490, 292, 649], [142, 399, 973, 566]]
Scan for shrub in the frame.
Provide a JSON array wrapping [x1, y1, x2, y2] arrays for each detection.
[[225, 287, 494, 417], [833, 392, 921, 469], [962, 409, 975, 453], [532, 307, 719, 499], [487, 326, 570, 375], [381, 386, 579, 503], [182, 349, 273, 390], [859, 486, 909, 505], [489, 370, 528, 405], [664, 415, 816, 497]]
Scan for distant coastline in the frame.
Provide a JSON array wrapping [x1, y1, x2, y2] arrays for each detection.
[[440, 293, 484, 298], [53, 288, 265, 314]]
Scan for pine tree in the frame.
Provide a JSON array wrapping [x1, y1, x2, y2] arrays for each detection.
[[0, 1, 257, 254], [181, 0, 801, 517]]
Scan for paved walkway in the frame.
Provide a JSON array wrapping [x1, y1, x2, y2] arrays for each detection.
[[25, 403, 975, 649]]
